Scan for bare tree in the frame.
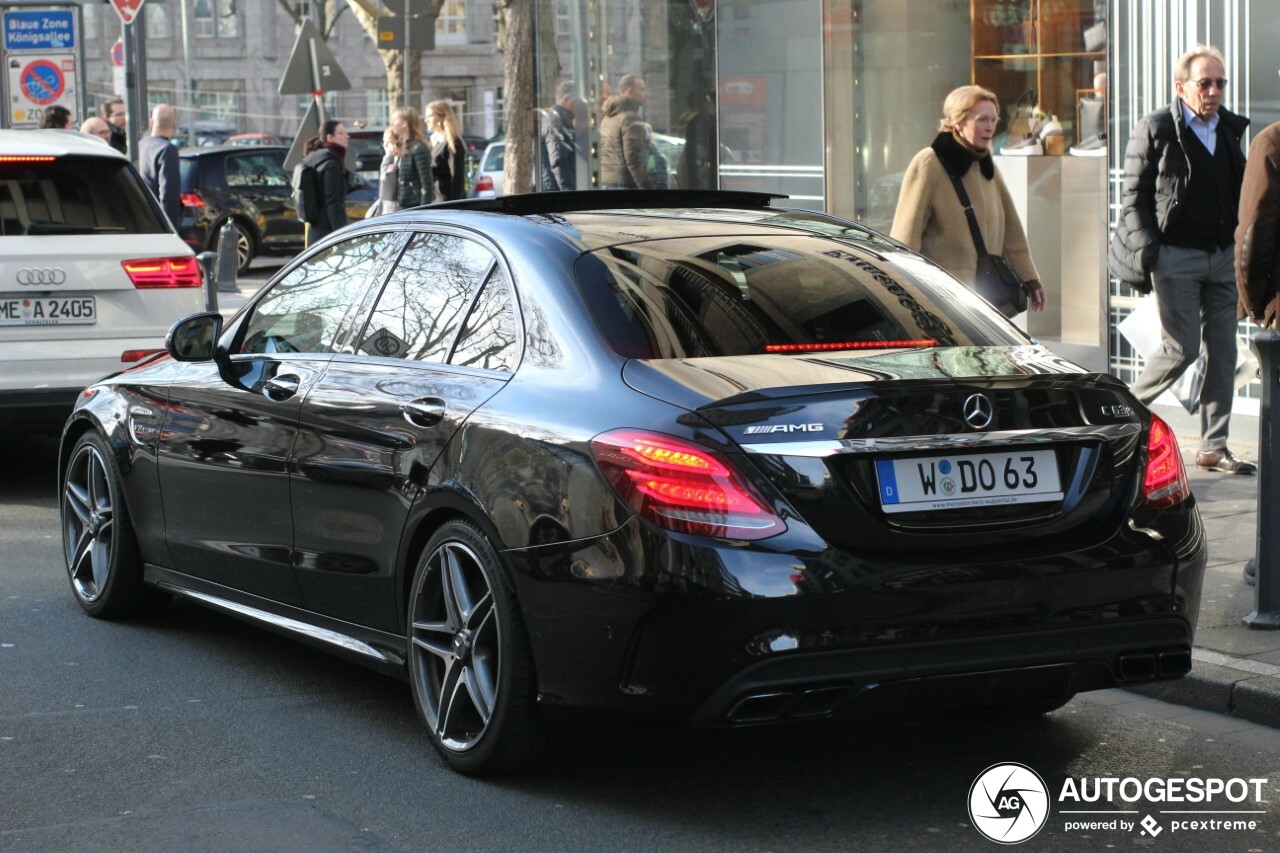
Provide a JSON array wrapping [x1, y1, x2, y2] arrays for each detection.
[[273, 0, 349, 39], [495, 0, 563, 195]]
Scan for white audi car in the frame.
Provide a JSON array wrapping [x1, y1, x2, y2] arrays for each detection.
[[0, 130, 202, 433]]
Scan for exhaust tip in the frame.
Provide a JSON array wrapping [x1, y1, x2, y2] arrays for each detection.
[[1158, 649, 1192, 677], [1118, 653, 1157, 681], [726, 692, 793, 723]]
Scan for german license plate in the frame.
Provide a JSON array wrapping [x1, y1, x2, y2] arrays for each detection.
[[0, 296, 96, 326], [876, 449, 1062, 514]]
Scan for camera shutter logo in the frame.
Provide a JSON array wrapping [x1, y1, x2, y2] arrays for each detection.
[[968, 762, 1050, 844], [963, 393, 994, 429], [16, 267, 67, 286]]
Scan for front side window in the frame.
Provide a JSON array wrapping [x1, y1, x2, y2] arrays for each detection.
[[239, 232, 397, 355], [358, 233, 497, 363]]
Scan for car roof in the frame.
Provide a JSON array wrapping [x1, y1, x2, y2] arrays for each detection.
[[180, 144, 288, 157], [387, 191, 887, 254], [0, 129, 128, 159]]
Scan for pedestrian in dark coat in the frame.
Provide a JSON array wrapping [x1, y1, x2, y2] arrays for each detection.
[[301, 120, 351, 242], [1108, 44, 1254, 474], [391, 106, 432, 208], [425, 100, 466, 202], [540, 81, 578, 191]]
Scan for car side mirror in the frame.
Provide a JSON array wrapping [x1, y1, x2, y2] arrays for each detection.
[[166, 312, 223, 361]]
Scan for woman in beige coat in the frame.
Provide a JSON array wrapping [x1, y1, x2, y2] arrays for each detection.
[[891, 85, 1046, 313]]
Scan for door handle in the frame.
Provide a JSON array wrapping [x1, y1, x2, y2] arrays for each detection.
[[403, 398, 446, 427], [262, 374, 301, 401]]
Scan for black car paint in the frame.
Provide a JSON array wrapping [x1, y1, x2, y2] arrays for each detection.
[[60, 201, 1207, 732]]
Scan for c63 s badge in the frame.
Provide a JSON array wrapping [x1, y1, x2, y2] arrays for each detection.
[[743, 423, 825, 435]]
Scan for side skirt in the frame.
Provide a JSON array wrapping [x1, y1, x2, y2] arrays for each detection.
[[145, 564, 409, 677]]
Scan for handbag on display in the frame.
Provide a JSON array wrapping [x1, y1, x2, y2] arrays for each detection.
[[939, 162, 1029, 317]]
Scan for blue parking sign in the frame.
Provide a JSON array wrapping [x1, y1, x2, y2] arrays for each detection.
[[4, 10, 76, 52]]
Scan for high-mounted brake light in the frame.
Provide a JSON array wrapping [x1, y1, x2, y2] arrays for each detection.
[[591, 429, 787, 540], [0, 155, 56, 163], [765, 340, 936, 354], [1143, 413, 1190, 508], [122, 256, 203, 289]]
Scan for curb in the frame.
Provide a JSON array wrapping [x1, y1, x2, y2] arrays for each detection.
[[1122, 653, 1280, 729]]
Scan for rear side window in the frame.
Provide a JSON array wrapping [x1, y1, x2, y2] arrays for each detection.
[[575, 235, 1024, 358], [224, 152, 290, 188], [0, 155, 167, 235]]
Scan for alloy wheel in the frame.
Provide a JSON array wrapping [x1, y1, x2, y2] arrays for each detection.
[[410, 540, 501, 752], [63, 442, 115, 602]]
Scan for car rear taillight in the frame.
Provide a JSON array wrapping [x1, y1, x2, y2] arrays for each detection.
[[181, 192, 205, 208], [1143, 413, 1190, 508], [591, 429, 787, 540], [474, 175, 494, 193], [121, 349, 165, 363], [122, 256, 202, 289]]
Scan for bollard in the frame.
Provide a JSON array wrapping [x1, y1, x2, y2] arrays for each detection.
[[197, 250, 218, 313], [1244, 328, 1280, 629], [215, 219, 239, 293]]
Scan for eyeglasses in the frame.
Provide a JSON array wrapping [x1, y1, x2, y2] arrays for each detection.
[[1191, 77, 1228, 91]]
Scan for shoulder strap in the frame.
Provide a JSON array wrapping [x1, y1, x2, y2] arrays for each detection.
[[937, 158, 990, 257]]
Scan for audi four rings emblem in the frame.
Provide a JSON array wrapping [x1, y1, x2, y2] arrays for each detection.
[[16, 267, 67, 286], [963, 393, 994, 429]]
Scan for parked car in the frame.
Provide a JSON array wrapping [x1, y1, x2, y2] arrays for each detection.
[[469, 139, 506, 197], [59, 191, 1206, 778], [0, 130, 202, 434], [178, 145, 375, 273], [347, 127, 387, 184]]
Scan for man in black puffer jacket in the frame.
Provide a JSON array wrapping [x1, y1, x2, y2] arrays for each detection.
[[1108, 44, 1255, 475]]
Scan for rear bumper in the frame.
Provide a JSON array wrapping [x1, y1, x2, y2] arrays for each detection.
[[509, 503, 1207, 724]]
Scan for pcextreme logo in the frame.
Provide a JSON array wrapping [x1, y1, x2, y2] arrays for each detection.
[[969, 763, 1271, 844]]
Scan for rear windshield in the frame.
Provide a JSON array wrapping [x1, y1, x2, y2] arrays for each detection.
[[0, 155, 168, 236], [575, 234, 1025, 358]]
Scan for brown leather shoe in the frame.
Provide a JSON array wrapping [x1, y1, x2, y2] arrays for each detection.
[[1194, 448, 1256, 475]]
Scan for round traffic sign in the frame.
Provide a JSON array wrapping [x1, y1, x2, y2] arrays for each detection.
[[111, 39, 124, 67], [19, 59, 65, 107]]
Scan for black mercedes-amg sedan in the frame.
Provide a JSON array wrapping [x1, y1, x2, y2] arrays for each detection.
[[58, 191, 1206, 776]]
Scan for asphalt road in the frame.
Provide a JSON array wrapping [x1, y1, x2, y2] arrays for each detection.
[[4, 432, 1279, 852]]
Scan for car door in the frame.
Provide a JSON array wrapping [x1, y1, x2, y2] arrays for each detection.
[[289, 230, 522, 631], [223, 150, 300, 250], [157, 230, 404, 603]]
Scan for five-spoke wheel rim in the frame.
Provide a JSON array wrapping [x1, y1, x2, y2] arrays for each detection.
[[410, 540, 501, 752], [233, 224, 251, 270], [62, 443, 115, 602]]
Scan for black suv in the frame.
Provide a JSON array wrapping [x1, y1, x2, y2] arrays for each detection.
[[179, 145, 374, 273]]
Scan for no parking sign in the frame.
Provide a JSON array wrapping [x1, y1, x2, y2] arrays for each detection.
[[7, 52, 75, 123], [1, 5, 83, 128]]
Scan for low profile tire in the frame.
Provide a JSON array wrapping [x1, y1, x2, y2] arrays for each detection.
[[407, 521, 545, 777], [61, 432, 169, 619]]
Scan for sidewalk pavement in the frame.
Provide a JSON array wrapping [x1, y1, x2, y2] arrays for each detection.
[[1124, 407, 1280, 728], [210, 285, 1279, 727]]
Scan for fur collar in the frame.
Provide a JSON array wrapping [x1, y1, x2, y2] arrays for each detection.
[[931, 131, 994, 180]]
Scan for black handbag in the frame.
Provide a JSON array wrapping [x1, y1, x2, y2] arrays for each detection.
[[940, 162, 1029, 317]]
